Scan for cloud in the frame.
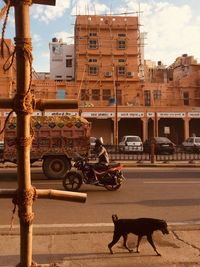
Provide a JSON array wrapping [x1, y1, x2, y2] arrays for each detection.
[[122, 0, 200, 65], [52, 31, 74, 44], [33, 51, 50, 72], [71, 0, 110, 15], [31, 0, 71, 23], [32, 33, 42, 47]]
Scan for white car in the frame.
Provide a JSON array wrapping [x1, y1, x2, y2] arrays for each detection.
[[119, 135, 143, 153], [181, 137, 200, 153]]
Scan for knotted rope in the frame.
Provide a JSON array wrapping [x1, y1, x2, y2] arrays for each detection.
[[0, 1, 35, 135], [10, 186, 38, 229]]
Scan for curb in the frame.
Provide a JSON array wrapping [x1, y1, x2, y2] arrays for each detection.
[[1, 222, 200, 236], [1, 163, 200, 169], [121, 162, 200, 168]]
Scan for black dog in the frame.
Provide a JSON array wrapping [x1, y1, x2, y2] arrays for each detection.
[[108, 214, 169, 256]]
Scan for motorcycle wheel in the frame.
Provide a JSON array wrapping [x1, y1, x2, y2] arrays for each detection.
[[62, 171, 82, 191], [104, 183, 121, 191]]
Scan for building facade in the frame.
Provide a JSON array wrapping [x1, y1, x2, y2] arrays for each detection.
[[49, 38, 75, 81]]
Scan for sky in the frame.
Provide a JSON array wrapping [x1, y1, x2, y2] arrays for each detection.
[[0, 0, 200, 72]]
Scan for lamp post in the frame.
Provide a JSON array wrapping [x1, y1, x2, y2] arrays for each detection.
[[114, 81, 120, 146]]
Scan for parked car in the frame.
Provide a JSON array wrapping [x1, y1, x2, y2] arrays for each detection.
[[119, 135, 143, 153], [181, 137, 200, 153], [143, 137, 175, 155]]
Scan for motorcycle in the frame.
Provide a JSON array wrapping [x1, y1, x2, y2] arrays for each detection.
[[62, 157, 125, 191]]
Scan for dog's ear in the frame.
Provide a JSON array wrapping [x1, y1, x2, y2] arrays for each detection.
[[112, 214, 118, 222]]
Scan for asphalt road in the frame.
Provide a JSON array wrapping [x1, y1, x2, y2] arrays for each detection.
[[0, 167, 200, 226]]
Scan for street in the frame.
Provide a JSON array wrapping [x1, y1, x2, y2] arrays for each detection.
[[0, 167, 200, 226]]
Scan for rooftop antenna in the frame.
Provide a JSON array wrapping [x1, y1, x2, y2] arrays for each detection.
[[92, 3, 96, 16], [110, 3, 112, 15]]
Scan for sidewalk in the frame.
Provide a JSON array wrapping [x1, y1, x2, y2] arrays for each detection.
[[0, 224, 200, 267]]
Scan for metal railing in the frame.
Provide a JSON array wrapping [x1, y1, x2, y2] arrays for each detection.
[[103, 145, 200, 162]]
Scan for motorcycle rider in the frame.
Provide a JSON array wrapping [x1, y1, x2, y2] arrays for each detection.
[[91, 137, 109, 184]]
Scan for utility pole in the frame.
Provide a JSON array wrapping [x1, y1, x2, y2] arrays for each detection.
[[114, 81, 119, 146], [0, 1, 87, 266]]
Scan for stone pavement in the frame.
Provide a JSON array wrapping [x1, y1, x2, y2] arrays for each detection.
[[0, 224, 200, 267]]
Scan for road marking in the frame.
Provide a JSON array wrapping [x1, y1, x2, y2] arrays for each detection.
[[33, 181, 61, 185], [0, 223, 113, 229], [0, 221, 200, 229], [144, 181, 200, 184]]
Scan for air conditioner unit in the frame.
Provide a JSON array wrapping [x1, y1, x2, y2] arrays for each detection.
[[104, 71, 112, 77], [127, 71, 134, 77]]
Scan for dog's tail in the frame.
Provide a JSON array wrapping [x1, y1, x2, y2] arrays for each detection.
[[112, 214, 118, 224]]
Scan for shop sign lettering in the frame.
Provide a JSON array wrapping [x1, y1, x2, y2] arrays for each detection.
[[188, 112, 200, 118], [157, 112, 185, 118]]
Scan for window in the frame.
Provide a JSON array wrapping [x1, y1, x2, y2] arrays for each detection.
[[52, 45, 61, 54], [56, 89, 65, 99], [66, 59, 72, 68], [92, 89, 100, 101], [88, 65, 98, 75], [183, 91, 189, 105], [88, 58, 97, 62], [117, 39, 126, 49], [81, 89, 89, 101], [118, 58, 126, 63], [103, 89, 111, 100], [153, 90, 161, 100], [89, 32, 97, 37], [144, 90, 151, 106], [118, 33, 126, 37], [88, 39, 98, 49], [117, 66, 126, 76]]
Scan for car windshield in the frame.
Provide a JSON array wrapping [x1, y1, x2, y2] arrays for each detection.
[[126, 137, 141, 142], [195, 138, 200, 143], [155, 137, 171, 143]]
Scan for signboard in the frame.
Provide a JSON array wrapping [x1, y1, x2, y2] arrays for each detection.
[[157, 112, 185, 118], [44, 112, 78, 116], [188, 112, 200, 118], [82, 112, 114, 118], [118, 112, 144, 118], [147, 112, 154, 117]]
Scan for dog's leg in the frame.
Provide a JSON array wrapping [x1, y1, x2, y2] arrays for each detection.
[[136, 235, 142, 253], [108, 232, 121, 254], [123, 234, 133, 252], [147, 234, 161, 256]]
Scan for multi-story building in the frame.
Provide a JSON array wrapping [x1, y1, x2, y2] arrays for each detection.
[[49, 38, 75, 81], [74, 15, 142, 143]]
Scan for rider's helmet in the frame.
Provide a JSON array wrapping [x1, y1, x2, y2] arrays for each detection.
[[95, 137, 104, 146]]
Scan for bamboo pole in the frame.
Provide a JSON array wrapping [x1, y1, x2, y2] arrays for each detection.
[[0, 189, 87, 203], [14, 2, 33, 265], [0, 98, 78, 110]]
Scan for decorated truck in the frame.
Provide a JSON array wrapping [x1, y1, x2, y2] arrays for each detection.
[[2, 115, 91, 179]]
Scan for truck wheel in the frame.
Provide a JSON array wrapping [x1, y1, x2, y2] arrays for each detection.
[[42, 156, 70, 179], [62, 171, 82, 191]]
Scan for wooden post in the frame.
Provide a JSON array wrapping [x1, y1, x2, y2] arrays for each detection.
[[14, 2, 34, 265]]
